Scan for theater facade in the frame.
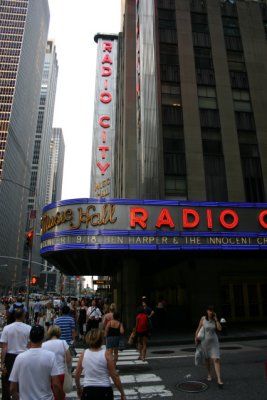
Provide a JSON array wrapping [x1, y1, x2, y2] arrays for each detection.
[[41, 1, 267, 329], [41, 198, 267, 328]]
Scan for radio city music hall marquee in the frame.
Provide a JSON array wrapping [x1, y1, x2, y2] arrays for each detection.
[[40, 199, 267, 255], [90, 34, 118, 199]]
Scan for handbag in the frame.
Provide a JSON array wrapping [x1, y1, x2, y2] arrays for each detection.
[[195, 343, 204, 366], [63, 344, 73, 393], [197, 326, 205, 341]]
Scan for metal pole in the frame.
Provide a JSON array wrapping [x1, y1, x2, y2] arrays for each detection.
[[25, 246, 32, 314]]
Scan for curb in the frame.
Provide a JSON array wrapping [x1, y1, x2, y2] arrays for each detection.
[[148, 333, 267, 347]]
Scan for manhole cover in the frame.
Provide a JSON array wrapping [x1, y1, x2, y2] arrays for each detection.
[[176, 381, 208, 393], [151, 350, 175, 354]]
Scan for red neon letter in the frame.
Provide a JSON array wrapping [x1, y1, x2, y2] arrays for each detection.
[[182, 209, 200, 229], [206, 209, 213, 229], [101, 131, 106, 143], [258, 210, 267, 228], [98, 146, 110, 159], [155, 208, 175, 229], [102, 66, 112, 77], [103, 42, 112, 52], [99, 116, 110, 128], [97, 162, 110, 175], [100, 92, 112, 103], [130, 207, 148, 229], [219, 209, 238, 229], [102, 54, 113, 64]]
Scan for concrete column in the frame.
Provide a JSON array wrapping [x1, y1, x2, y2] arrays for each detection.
[[120, 257, 140, 331]]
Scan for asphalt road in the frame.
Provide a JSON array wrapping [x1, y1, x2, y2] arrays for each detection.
[[141, 339, 267, 400]]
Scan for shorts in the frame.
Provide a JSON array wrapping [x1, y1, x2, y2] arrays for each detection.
[[106, 336, 120, 349], [136, 330, 149, 337], [81, 386, 113, 400]]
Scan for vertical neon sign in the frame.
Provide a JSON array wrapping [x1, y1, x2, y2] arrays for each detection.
[[90, 34, 118, 198]]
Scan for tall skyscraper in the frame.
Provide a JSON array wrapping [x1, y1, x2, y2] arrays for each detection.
[[48, 127, 65, 204], [24, 39, 59, 276], [0, 0, 50, 294], [116, 0, 267, 202], [40, 0, 267, 327]]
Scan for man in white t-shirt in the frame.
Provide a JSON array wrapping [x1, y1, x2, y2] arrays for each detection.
[[9, 325, 64, 400], [0, 309, 31, 399]]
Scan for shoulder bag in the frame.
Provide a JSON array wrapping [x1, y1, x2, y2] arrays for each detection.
[[63, 343, 73, 393]]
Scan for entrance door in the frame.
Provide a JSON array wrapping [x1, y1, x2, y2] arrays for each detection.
[[221, 278, 267, 321]]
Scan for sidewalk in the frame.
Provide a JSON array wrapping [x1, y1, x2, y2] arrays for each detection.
[[148, 322, 267, 347]]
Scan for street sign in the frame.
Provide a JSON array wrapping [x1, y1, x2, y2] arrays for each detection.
[[93, 280, 110, 285]]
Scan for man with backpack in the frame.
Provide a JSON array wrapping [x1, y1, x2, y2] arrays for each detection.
[[7, 296, 27, 325]]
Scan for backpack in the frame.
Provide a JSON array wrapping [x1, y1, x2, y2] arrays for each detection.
[[136, 313, 149, 333], [7, 303, 24, 324]]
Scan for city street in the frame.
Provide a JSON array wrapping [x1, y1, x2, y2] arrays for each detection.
[[68, 338, 267, 399], [0, 335, 266, 399]]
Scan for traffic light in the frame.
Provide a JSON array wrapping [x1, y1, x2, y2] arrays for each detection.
[[25, 230, 34, 248], [31, 276, 38, 285]]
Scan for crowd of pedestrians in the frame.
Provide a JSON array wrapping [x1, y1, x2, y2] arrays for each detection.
[[0, 293, 225, 398]]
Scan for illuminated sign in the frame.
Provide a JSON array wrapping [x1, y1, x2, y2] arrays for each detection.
[[90, 34, 118, 198], [41, 199, 267, 252]]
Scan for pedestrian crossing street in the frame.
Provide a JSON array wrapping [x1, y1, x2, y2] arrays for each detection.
[[66, 347, 174, 399], [0, 344, 174, 399]]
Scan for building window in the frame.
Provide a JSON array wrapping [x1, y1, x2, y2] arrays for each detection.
[[159, 28, 177, 43], [161, 84, 181, 106], [198, 86, 217, 109], [202, 139, 228, 201], [162, 105, 183, 125], [165, 176, 187, 198], [232, 90, 251, 112], [235, 112, 255, 131], [199, 109, 220, 128], [239, 143, 265, 202]]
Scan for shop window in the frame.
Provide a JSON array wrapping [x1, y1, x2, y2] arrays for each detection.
[[233, 285, 245, 318]]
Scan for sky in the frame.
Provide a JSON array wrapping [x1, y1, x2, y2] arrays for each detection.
[[47, 0, 121, 201]]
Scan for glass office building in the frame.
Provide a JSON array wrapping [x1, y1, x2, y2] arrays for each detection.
[[0, 0, 50, 293]]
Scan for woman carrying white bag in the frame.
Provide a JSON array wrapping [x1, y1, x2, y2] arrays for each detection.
[[195, 305, 224, 388]]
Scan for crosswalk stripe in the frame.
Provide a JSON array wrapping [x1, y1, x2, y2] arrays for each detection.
[[65, 347, 173, 399], [0, 345, 174, 399]]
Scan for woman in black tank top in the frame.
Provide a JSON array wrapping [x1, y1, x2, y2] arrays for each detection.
[[104, 312, 124, 367]]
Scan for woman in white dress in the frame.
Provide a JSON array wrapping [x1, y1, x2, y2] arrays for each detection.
[[195, 305, 223, 388]]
